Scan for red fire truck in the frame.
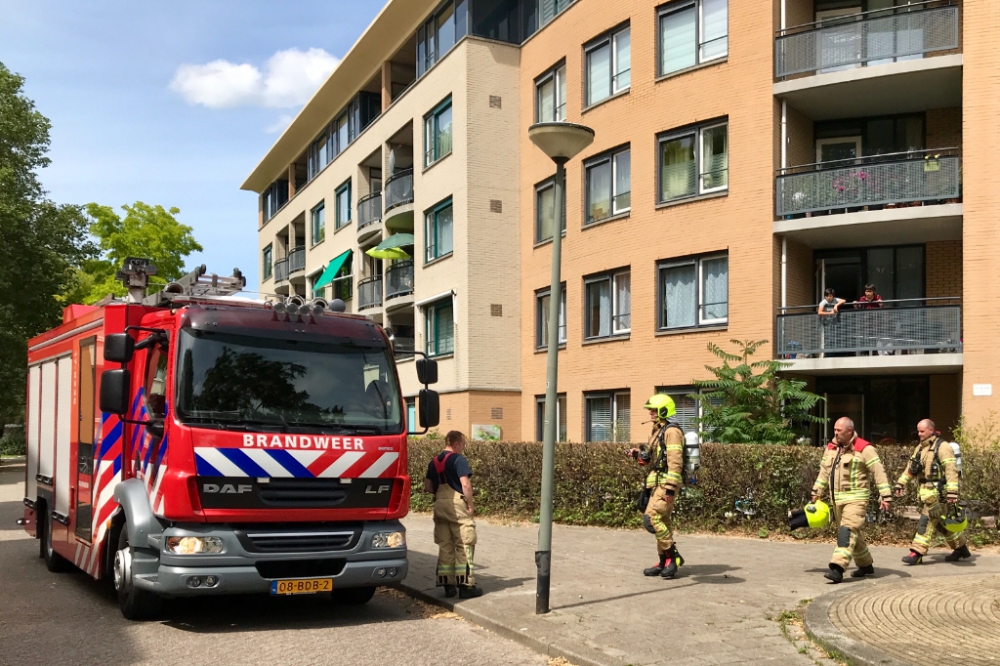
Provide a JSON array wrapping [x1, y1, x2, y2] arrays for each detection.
[[23, 258, 439, 619]]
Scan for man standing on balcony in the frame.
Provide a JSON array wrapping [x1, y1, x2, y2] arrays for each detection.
[[817, 288, 845, 358], [812, 417, 893, 583], [855, 284, 883, 355]]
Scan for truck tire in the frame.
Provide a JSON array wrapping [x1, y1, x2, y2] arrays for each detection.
[[113, 528, 162, 620], [43, 511, 71, 573], [331, 586, 377, 605]]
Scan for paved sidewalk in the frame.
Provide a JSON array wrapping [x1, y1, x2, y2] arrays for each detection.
[[399, 515, 1000, 666]]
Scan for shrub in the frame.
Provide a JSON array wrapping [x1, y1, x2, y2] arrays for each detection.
[[0, 427, 26, 457]]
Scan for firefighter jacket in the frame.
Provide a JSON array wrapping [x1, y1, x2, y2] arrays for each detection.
[[641, 422, 684, 491], [896, 435, 960, 501], [813, 436, 892, 504]]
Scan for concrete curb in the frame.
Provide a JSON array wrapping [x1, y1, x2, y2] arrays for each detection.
[[803, 583, 913, 666], [393, 581, 618, 666]]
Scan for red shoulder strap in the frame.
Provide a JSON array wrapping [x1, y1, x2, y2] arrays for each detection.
[[432, 451, 454, 476], [853, 437, 871, 453]]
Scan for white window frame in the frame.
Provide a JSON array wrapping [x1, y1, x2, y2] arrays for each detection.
[[424, 297, 455, 358], [585, 25, 631, 107], [657, 120, 728, 203], [334, 181, 351, 229], [535, 393, 567, 442], [535, 64, 567, 122], [584, 146, 631, 224], [658, 253, 729, 329], [584, 270, 630, 339], [585, 391, 631, 443], [536, 285, 567, 348], [657, 0, 728, 78], [310, 202, 325, 246]]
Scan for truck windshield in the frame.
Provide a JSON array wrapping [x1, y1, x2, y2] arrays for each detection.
[[176, 328, 402, 434]]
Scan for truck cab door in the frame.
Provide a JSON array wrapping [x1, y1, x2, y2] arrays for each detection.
[[74, 337, 97, 541]]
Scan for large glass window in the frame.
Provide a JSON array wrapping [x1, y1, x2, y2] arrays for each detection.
[[585, 146, 630, 223], [536, 285, 567, 348], [535, 394, 567, 442], [307, 130, 329, 181], [585, 270, 630, 339], [658, 121, 728, 202], [585, 391, 631, 442], [536, 64, 567, 122], [262, 245, 273, 281], [535, 178, 566, 243], [263, 180, 289, 221], [658, 0, 728, 77], [424, 98, 453, 167], [425, 298, 454, 357], [659, 253, 728, 329], [425, 198, 454, 262], [586, 26, 630, 106], [655, 386, 720, 442], [310, 203, 325, 245], [335, 181, 351, 230], [417, 0, 469, 78]]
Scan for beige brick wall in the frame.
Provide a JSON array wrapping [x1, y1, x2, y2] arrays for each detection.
[[518, 0, 776, 441], [927, 107, 962, 151], [785, 238, 815, 307], [930, 374, 961, 440], [926, 240, 963, 299], [785, 105, 815, 167]]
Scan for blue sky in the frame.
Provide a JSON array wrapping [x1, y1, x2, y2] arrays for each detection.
[[1, 0, 386, 290]]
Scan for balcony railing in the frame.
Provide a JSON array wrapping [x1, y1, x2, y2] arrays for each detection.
[[775, 2, 960, 78], [358, 276, 383, 310], [288, 246, 306, 275], [385, 260, 414, 300], [776, 150, 960, 218], [274, 258, 289, 283], [358, 192, 382, 230], [384, 169, 414, 212], [393, 337, 415, 360], [776, 298, 962, 358]]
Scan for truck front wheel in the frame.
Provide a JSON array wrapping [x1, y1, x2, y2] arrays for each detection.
[[331, 586, 377, 605], [114, 528, 162, 620]]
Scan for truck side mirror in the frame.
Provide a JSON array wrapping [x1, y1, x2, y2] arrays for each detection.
[[99, 369, 131, 416], [418, 389, 440, 428], [104, 333, 134, 363], [416, 358, 438, 385]]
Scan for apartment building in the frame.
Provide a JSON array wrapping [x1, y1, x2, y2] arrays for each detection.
[[244, 0, 565, 437], [518, 0, 1000, 444]]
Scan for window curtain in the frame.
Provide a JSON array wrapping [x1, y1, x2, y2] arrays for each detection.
[[587, 43, 611, 105], [614, 393, 631, 442], [701, 125, 728, 190], [662, 264, 696, 328], [701, 256, 729, 321], [558, 290, 566, 342], [537, 185, 555, 241], [436, 106, 453, 159], [434, 303, 454, 355], [538, 293, 551, 347], [587, 396, 612, 441], [537, 77, 555, 121], [701, 0, 728, 60], [614, 28, 631, 90], [665, 391, 699, 435], [587, 280, 611, 337], [557, 68, 567, 120], [614, 150, 631, 211], [587, 160, 612, 222], [437, 205, 454, 256], [660, 6, 696, 75], [660, 135, 696, 200], [615, 273, 631, 330]]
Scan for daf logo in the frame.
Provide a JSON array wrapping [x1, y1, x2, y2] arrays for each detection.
[[202, 483, 253, 494], [365, 484, 391, 495]]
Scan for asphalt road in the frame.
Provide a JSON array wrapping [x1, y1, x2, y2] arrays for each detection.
[[0, 461, 548, 666]]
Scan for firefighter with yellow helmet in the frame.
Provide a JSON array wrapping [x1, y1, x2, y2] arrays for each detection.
[[895, 419, 970, 565], [627, 394, 686, 579]]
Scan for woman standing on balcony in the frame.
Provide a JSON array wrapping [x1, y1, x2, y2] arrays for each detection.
[[818, 288, 845, 358]]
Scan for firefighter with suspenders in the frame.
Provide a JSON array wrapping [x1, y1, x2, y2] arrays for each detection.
[[423, 431, 483, 599]]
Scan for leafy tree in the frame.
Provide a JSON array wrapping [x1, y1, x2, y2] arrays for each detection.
[[693, 340, 826, 444], [185, 347, 312, 417], [0, 62, 95, 424], [71, 201, 203, 304]]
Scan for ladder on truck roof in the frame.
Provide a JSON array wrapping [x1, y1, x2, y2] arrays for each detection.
[[113, 257, 247, 306]]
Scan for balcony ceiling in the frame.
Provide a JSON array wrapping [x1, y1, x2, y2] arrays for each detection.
[[774, 55, 962, 120], [782, 353, 963, 376], [774, 204, 962, 249]]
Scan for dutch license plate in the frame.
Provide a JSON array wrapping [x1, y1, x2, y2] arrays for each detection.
[[270, 578, 334, 595]]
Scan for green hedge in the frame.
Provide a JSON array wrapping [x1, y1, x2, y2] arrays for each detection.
[[408, 438, 1000, 545], [0, 428, 25, 457]]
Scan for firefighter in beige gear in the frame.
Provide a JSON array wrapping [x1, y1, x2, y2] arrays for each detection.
[[423, 431, 483, 599], [628, 394, 686, 579], [812, 417, 892, 583], [895, 419, 970, 565]]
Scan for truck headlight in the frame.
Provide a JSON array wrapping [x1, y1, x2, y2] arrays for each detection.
[[166, 536, 224, 555], [371, 531, 405, 549]]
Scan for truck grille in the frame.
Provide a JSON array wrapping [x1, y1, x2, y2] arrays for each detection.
[[255, 559, 346, 579], [258, 479, 350, 508], [235, 523, 362, 553]]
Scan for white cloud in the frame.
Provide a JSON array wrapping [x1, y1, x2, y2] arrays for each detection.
[[265, 113, 295, 134], [170, 48, 340, 109]]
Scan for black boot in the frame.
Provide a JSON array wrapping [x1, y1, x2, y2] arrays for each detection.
[[443, 585, 457, 598], [824, 563, 844, 583], [945, 545, 971, 562], [661, 546, 683, 579], [458, 585, 483, 599], [851, 564, 875, 578], [901, 550, 923, 565], [644, 551, 667, 576]]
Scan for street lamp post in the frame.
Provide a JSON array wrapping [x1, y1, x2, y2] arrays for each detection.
[[527, 122, 595, 615]]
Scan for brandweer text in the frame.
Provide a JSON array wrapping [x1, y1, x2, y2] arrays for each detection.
[[242, 435, 366, 450]]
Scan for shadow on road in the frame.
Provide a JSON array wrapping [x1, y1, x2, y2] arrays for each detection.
[[405, 547, 533, 595]]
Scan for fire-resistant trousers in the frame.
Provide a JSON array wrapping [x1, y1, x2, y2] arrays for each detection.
[[910, 485, 966, 555], [643, 485, 675, 555], [433, 485, 477, 587], [831, 501, 873, 570]]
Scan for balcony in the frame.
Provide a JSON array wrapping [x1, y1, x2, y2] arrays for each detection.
[[288, 246, 306, 276], [358, 276, 383, 311], [385, 260, 414, 300], [384, 169, 414, 212], [274, 258, 289, 284], [358, 192, 382, 230], [776, 299, 963, 375]]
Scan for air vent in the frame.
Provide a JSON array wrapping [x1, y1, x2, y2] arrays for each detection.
[[490, 199, 503, 213], [491, 304, 502, 317], [446, 408, 452, 420], [491, 407, 503, 420], [489, 95, 502, 109]]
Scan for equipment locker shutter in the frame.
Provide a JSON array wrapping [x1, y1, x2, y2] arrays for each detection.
[[55, 356, 73, 516], [38, 361, 57, 481], [26, 365, 41, 500]]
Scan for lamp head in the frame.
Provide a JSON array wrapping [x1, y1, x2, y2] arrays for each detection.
[[528, 122, 596, 162]]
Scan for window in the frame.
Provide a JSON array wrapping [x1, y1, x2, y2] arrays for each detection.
[[655, 386, 720, 442], [262, 245, 273, 281], [425, 198, 454, 262], [536, 64, 567, 122], [424, 98, 453, 166], [263, 180, 288, 221], [539, 0, 574, 27], [535, 394, 567, 442], [585, 146, 630, 223], [658, 120, 728, 202], [425, 298, 454, 357], [335, 181, 351, 229], [144, 344, 168, 422], [658, 0, 728, 77], [310, 203, 325, 245], [658, 253, 728, 329], [307, 130, 329, 181], [585, 270, 630, 339], [417, 1, 469, 77], [535, 284, 567, 348], [586, 26, 630, 107], [535, 178, 566, 243], [585, 391, 631, 442], [407, 398, 418, 434]]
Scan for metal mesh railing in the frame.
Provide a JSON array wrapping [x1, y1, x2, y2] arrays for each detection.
[[358, 276, 382, 310], [776, 152, 959, 217], [776, 300, 961, 357], [775, 3, 959, 78], [385, 260, 414, 299], [385, 169, 414, 211], [274, 258, 289, 283], [358, 192, 382, 229], [288, 246, 306, 275]]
